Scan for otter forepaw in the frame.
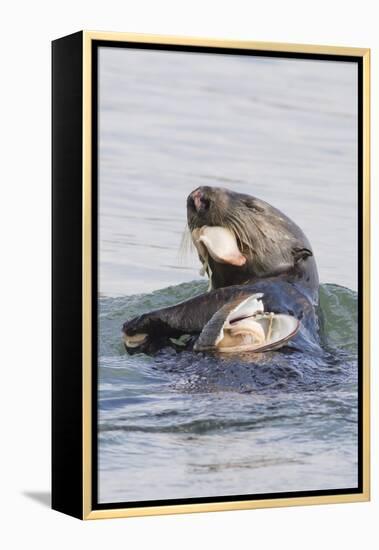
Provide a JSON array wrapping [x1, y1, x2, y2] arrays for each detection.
[[123, 313, 149, 336], [122, 313, 149, 349]]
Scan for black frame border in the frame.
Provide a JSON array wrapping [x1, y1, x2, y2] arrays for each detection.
[[52, 31, 84, 519]]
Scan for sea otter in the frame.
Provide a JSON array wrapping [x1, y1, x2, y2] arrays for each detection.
[[122, 186, 320, 355]]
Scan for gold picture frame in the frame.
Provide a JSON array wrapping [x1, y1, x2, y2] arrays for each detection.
[[52, 31, 370, 520]]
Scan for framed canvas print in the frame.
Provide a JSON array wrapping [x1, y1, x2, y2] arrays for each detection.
[[52, 31, 370, 520]]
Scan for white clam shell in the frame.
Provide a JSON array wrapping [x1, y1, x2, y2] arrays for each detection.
[[192, 226, 246, 267], [213, 294, 300, 353], [124, 333, 148, 348]]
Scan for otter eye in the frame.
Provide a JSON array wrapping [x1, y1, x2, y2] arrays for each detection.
[[292, 247, 313, 263], [243, 198, 264, 213]]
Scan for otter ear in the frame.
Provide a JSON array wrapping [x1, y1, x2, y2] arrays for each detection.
[[242, 197, 264, 213], [292, 247, 313, 263]]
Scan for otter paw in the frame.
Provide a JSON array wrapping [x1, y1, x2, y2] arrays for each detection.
[[122, 313, 149, 335], [122, 313, 155, 351]]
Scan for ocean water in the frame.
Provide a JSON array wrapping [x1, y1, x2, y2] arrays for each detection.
[[98, 282, 358, 502], [98, 47, 358, 503]]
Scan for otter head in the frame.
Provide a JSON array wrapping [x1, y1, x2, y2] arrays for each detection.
[[187, 186, 319, 294]]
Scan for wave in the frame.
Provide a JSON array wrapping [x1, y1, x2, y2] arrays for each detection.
[[99, 280, 358, 357]]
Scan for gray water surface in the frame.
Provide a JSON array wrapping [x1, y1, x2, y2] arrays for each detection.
[[98, 48, 358, 503], [98, 282, 358, 503], [99, 48, 357, 296]]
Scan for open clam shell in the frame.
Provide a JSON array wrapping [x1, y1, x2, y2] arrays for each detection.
[[194, 294, 300, 353], [217, 312, 299, 353], [192, 226, 246, 267]]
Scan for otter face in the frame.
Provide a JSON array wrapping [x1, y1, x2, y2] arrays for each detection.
[[187, 186, 319, 294]]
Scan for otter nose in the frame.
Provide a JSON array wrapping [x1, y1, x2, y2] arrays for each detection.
[[189, 188, 210, 212]]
